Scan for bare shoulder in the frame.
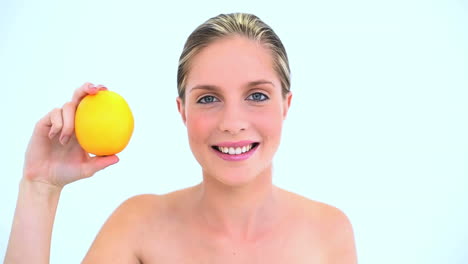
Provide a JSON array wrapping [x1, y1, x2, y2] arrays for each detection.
[[82, 194, 166, 264], [278, 188, 358, 263]]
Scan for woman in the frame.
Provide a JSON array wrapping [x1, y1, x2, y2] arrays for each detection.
[[5, 13, 357, 263]]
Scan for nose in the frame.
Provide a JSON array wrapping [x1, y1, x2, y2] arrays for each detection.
[[218, 102, 248, 135]]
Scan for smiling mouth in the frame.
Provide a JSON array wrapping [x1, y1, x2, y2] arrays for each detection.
[[212, 143, 260, 155]]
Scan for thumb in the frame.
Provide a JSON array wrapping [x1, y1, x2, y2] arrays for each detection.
[[83, 155, 120, 177]]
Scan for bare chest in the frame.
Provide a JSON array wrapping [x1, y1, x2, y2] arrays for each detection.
[[139, 221, 327, 264]]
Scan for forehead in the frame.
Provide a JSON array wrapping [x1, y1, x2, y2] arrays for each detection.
[[186, 36, 279, 91]]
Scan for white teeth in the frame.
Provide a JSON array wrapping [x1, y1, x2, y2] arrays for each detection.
[[217, 144, 255, 155], [235, 147, 241, 154], [228, 147, 235, 154]]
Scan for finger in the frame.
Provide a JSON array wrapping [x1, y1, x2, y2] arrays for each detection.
[[82, 155, 120, 178], [96, 84, 108, 91], [48, 108, 63, 139], [35, 110, 54, 135], [71, 82, 97, 105], [60, 102, 75, 145]]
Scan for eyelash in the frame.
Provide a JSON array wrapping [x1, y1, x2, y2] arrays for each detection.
[[197, 92, 269, 104]]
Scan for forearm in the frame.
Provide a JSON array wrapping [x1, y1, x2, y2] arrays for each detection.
[[4, 179, 62, 264]]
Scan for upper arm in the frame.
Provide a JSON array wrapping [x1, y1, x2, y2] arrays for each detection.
[[82, 194, 161, 264]]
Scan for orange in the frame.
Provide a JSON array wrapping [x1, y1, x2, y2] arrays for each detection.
[[75, 90, 134, 156]]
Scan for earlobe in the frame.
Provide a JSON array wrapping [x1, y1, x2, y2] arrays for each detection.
[[176, 97, 187, 125]]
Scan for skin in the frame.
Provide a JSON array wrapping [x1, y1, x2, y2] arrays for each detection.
[[4, 36, 357, 264]]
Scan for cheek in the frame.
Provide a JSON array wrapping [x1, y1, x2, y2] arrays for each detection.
[[186, 110, 213, 144], [252, 105, 284, 140]]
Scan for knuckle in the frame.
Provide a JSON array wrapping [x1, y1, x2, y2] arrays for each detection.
[[50, 108, 62, 120], [56, 120, 64, 127], [63, 101, 74, 109], [51, 124, 62, 133], [82, 82, 93, 90], [61, 125, 74, 135], [34, 120, 43, 130], [54, 107, 64, 117], [51, 115, 63, 127], [81, 167, 94, 179]]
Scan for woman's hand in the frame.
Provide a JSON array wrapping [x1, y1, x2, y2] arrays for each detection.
[[23, 82, 120, 188]]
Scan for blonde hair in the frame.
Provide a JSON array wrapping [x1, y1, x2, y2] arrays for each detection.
[[177, 13, 291, 102]]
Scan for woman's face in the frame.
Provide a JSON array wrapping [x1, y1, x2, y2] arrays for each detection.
[[177, 35, 292, 186]]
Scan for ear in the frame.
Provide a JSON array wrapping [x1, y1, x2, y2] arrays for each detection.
[[282, 92, 292, 120], [176, 97, 187, 125]]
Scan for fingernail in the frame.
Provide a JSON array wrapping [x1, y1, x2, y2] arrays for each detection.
[[49, 131, 56, 139], [60, 136, 70, 145], [97, 85, 108, 91], [89, 87, 98, 94]]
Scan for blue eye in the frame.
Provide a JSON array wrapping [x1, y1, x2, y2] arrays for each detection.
[[247, 92, 269, 102], [197, 95, 219, 104]]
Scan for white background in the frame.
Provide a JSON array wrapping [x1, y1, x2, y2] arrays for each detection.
[[1, 0, 467, 263]]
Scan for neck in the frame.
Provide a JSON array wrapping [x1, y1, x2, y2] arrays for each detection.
[[194, 165, 280, 242]]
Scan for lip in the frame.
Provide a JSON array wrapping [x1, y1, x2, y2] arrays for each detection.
[[211, 143, 259, 161]]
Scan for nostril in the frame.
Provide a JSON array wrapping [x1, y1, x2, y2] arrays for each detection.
[[218, 118, 248, 134]]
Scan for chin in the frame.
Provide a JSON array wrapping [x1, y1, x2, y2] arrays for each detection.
[[203, 165, 269, 188]]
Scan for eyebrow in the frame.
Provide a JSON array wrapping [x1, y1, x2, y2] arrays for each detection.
[[189, 80, 275, 93]]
